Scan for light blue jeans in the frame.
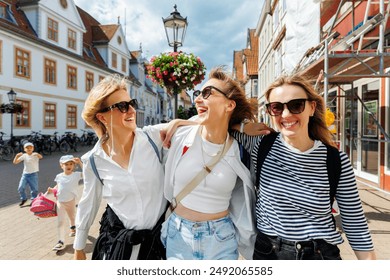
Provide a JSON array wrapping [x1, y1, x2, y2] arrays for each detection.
[[17, 172, 39, 201], [161, 211, 238, 260]]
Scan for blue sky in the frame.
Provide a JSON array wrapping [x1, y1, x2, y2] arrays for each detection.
[[74, 0, 264, 75]]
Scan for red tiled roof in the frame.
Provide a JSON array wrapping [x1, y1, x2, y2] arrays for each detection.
[[233, 50, 244, 82], [246, 29, 258, 76], [76, 7, 107, 66]]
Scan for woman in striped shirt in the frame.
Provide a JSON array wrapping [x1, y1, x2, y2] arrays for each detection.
[[234, 74, 376, 260]]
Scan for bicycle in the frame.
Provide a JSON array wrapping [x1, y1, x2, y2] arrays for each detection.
[[0, 133, 15, 161], [59, 132, 80, 154]]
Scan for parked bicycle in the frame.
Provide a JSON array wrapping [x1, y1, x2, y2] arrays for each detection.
[[58, 131, 80, 153], [80, 129, 98, 146], [0, 132, 14, 161]]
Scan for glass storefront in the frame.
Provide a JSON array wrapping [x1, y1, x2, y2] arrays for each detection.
[[343, 80, 379, 181]]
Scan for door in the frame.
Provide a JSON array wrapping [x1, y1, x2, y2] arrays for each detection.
[[343, 80, 379, 182]]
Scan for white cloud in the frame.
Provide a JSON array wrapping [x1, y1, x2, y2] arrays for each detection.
[[74, 0, 264, 78]]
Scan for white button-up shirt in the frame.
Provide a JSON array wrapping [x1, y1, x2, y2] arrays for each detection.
[[74, 125, 166, 250]]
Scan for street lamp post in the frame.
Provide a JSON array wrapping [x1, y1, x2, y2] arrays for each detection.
[[162, 4, 188, 119], [7, 89, 17, 138]]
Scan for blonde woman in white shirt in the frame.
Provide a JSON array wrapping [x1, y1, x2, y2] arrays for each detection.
[[47, 155, 83, 251], [73, 74, 190, 260]]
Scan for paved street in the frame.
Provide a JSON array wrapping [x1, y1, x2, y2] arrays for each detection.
[[0, 147, 389, 260]]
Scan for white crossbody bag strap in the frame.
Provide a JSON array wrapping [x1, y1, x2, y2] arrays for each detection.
[[165, 136, 233, 219]]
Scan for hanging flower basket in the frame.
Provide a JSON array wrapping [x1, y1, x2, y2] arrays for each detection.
[[147, 51, 206, 94], [0, 103, 24, 114]]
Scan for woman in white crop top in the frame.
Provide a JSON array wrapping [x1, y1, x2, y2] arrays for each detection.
[[161, 67, 260, 260]]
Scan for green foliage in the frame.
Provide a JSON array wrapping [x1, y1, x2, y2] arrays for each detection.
[[147, 51, 206, 93]]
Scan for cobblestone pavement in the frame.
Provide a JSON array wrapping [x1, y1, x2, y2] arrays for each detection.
[[0, 147, 389, 260]]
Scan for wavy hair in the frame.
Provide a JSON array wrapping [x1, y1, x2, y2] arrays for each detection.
[[82, 74, 128, 138], [208, 66, 256, 128], [264, 73, 336, 147]]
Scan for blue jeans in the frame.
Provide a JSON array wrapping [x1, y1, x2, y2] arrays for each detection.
[[17, 172, 39, 201], [161, 212, 238, 260]]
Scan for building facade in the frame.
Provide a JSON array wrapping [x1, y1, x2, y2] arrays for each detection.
[[0, 0, 170, 138], [255, 0, 390, 190]]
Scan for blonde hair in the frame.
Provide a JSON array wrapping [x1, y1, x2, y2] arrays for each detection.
[[82, 74, 128, 137], [264, 73, 336, 148], [209, 66, 256, 128]]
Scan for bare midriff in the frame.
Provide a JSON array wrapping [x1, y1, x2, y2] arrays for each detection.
[[174, 203, 229, 222]]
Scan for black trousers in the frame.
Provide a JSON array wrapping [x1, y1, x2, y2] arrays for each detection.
[[253, 231, 342, 260], [92, 205, 166, 260]]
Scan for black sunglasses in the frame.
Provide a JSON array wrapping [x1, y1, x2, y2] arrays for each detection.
[[193, 86, 228, 99], [100, 99, 138, 113], [266, 98, 309, 116]]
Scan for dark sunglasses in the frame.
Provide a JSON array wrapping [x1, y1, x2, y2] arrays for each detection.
[[266, 98, 308, 116], [99, 99, 138, 113], [193, 86, 228, 99]]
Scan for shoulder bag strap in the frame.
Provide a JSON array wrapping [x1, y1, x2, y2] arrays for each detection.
[[326, 144, 341, 205], [170, 136, 234, 211], [144, 131, 162, 163], [89, 153, 104, 185], [255, 132, 279, 188]]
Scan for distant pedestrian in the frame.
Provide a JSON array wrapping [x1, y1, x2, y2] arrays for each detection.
[[47, 155, 83, 251], [13, 142, 42, 206]]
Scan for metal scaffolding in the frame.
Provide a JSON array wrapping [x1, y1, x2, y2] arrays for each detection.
[[296, 0, 390, 143]]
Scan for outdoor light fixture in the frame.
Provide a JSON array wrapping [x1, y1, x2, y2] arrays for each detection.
[[162, 4, 188, 50], [7, 88, 16, 104], [162, 4, 188, 118], [6, 88, 17, 138]]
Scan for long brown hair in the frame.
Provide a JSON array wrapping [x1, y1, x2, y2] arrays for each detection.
[[209, 66, 256, 128], [264, 73, 336, 147]]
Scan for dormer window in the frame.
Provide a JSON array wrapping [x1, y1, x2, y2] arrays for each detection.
[[68, 29, 76, 50], [0, 3, 16, 24], [48, 18, 59, 42], [83, 46, 96, 60]]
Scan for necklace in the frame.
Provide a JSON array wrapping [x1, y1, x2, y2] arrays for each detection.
[[200, 126, 227, 186]]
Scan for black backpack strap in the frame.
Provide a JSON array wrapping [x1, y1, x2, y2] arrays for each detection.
[[144, 132, 162, 163], [255, 132, 279, 189], [89, 153, 104, 185], [326, 144, 341, 206]]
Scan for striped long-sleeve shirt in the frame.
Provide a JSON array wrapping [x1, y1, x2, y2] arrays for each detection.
[[232, 132, 373, 251]]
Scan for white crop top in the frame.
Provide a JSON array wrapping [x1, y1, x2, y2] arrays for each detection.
[[173, 133, 237, 213]]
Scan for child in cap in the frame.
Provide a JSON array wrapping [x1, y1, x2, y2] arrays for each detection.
[[47, 155, 83, 251], [13, 142, 43, 206]]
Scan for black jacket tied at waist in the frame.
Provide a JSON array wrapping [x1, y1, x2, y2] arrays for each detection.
[[92, 205, 166, 260]]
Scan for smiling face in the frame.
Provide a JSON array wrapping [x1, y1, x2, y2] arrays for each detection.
[[194, 78, 235, 127], [61, 161, 75, 175], [24, 145, 34, 155], [268, 84, 316, 141], [96, 89, 137, 133]]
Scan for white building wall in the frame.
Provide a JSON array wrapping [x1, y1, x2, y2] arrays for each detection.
[[0, 29, 110, 136], [256, 0, 320, 119]]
